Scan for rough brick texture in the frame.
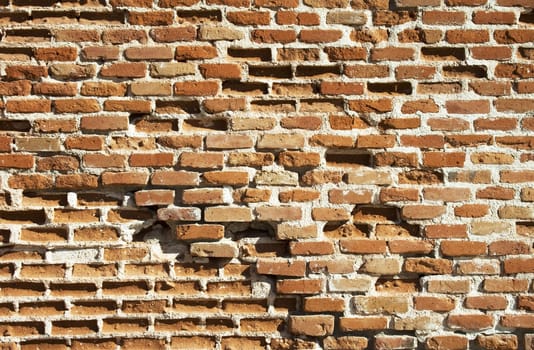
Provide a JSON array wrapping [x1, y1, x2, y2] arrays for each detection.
[[0, 0, 533, 349]]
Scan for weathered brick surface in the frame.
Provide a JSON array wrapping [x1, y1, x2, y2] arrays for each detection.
[[0, 1, 533, 348]]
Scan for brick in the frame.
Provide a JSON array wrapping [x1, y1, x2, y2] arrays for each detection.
[[100, 62, 146, 78], [324, 47, 367, 61], [309, 259, 355, 274], [340, 317, 388, 331], [404, 258, 452, 274], [129, 153, 173, 167], [423, 10, 465, 25], [37, 155, 79, 172], [471, 46, 512, 60], [448, 314, 494, 330], [227, 11, 270, 25], [203, 171, 248, 186], [0, 80, 32, 96], [150, 27, 196, 42], [426, 336, 468, 350], [176, 45, 218, 60], [353, 296, 409, 314], [257, 259, 306, 277], [56, 174, 99, 189], [389, 240, 433, 254], [49, 64, 97, 81], [277, 279, 324, 295], [415, 296, 455, 312], [176, 224, 224, 241], [158, 207, 200, 222], [256, 206, 301, 221], [80, 82, 126, 96], [289, 315, 334, 336], [5, 65, 48, 80], [477, 335, 518, 350], [402, 205, 446, 219], [34, 47, 77, 61], [191, 242, 238, 258], [199, 26, 244, 40], [466, 296, 508, 311], [199, 64, 242, 80], [446, 30, 489, 43], [495, 30, 534, 44], [101, 172, 148, 186], [135, 190, 174, 206], [251, 29, 297, 43], [205, 135, 252, 149], [174, 81, 219, 96], [129, 11, 174, 25], [340, 239, 387, 254], [54, 99, 100, 113], [441, 241, 487, 257], [6, 99, 51, 113], [428, 279, 471, 294], [371, 47, 415, 61], [380, 188, 419, 202], [349, 98, 393, 113], [54, 29, 100, 42], [203, 98, 246, 114], [8, 174, 53, 191], [0, 154, 34, 169], [423, 152, 465, 167], [446, 100, 490, 114], [277, 11, 320, 25], [321, 82, 364, 95], [130, 81, 171, 96], [360, 258, 402, 275], [300, 29, 342, 43], [205, 206, 252, 222], [33, 82, 76, 96]]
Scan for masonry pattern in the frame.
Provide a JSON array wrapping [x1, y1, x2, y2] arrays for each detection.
[[0, 0, 533, 349]]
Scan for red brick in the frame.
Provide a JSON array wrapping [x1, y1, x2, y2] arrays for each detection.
[[227, 11, 270, 25], [371, 47, 415, 61], [423, 152, 465, 167], [251, 30, 297, 43], [277, 279, 323, 294], [426, 336, 468, 350], [471, 46, 512, 60], [5, 65, 48, 80], [465, 296, 508, 310], [289, 315, 334, 336], [135, 190, 175, 206], [257, 259, 306, 277], [100, 63, 146, 78], [176, 45, 218, 60], [174, 81, 219, 96], [0, 154, 34, 169], [446, 30, 489, 43], [34, 47, 77, 61], [414, 296, 455, 312], [300, 30, 342, 43], [6, 100, 51, 113], [129, 153, 174, 167], [423, 11, 465, 25], [339, 317, 388, 331], [446, 100, 490, 114], [494, 30, 534, 44], [441, 241, 487, 257], [150, 27, 196, 42], [129, 11, 174, 26]]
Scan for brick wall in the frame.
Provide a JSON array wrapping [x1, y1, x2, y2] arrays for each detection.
[[0, 0, 533, 349]]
